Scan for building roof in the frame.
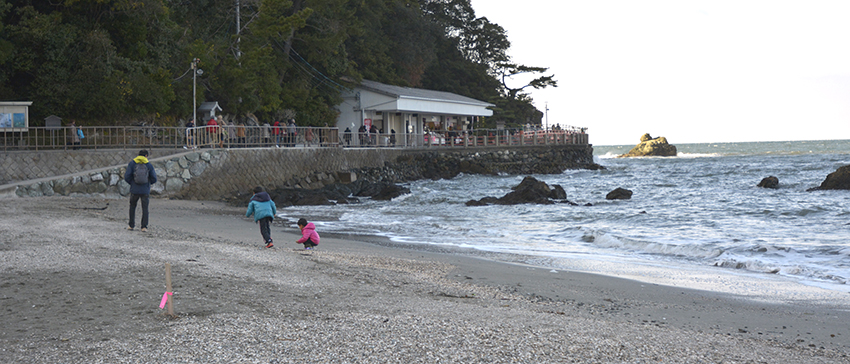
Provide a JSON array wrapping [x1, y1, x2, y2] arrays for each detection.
[[198, 102, 222, 113], [357, 80, 495, 108]]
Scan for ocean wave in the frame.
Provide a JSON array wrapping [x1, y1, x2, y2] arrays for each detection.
[[584, 230, 724, 259], [279, 146, 850, 293], [676, 152, 722, 158], [596, 152, 622, 159], [712, 258, 847, 285]]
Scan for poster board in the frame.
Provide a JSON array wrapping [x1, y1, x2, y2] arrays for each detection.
[[0, 102, 32, 132]]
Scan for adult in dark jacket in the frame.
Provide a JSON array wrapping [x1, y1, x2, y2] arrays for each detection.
[[358, 124, 367, 146], [124, 150, 158, 232]]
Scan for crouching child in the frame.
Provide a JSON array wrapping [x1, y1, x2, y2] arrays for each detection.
[[296, 218, 320, 250]]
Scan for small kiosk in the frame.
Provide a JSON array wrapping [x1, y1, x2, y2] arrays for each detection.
[[1, 101, 33, 148], [197, 102, 222, 124], [0, 101, 32, 131]]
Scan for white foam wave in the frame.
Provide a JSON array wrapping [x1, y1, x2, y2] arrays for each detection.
[[587, 231, 724, 259], [596, 152, 621, 159], [713, 258, 847, 285], [676, 152, 722, 158]]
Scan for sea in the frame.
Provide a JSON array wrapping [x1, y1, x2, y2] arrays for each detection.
[[277, 140, 850, 302]]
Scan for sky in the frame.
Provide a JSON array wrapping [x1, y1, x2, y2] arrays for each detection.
[[470, 0, 850, 146]]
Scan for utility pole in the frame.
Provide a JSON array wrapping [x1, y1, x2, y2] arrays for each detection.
[[192, 58, 201, 125], [545, 102, 549, 131], [235, 0, 241, 58]]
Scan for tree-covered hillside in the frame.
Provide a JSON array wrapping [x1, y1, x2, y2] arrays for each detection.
[[0, 0, 555, 128]]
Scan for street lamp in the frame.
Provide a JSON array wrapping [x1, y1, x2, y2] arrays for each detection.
[[191, 58, 202, 125]]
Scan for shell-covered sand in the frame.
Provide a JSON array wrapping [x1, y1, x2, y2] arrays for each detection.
[[0, 197, 847, 363]]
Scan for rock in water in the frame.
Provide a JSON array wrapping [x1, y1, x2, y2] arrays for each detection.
[[808, 165, 850, 191], [757, 176, 779, 189], [618, 133, 677, 157], [466, 176, 570, 206], [606, 187, 633, 200]]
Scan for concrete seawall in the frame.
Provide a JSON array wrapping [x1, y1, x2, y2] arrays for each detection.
[[2, 145, 595, 200]]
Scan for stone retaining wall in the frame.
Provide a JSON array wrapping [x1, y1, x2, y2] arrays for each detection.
[[1, 149, 148, 185], [8, 145, 594, 200]]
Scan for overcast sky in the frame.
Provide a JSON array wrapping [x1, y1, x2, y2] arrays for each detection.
[[470, 0, 850, 145]]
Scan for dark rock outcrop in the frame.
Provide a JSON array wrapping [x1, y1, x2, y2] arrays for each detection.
[[224, 146, 602, 205], [757, 176, 779, 189], [390, 148, 604, 182], [606, 187, 633, 200], [618, 133, 677, 157], [466, 176, 571, 206], [234, 179, 411, 207], [808, 165, 850, 191], [357, 182, 411, 201]]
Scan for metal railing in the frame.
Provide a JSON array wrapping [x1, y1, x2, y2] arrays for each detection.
[[1, 125, 588, 151]]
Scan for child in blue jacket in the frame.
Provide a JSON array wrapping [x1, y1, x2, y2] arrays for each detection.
[[246, 186, 277, 248]]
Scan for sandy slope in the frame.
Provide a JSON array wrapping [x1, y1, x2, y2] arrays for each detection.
[[0, 197, 847, 363]]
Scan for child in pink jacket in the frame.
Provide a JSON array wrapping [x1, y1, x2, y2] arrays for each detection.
[[296, 218, 320, 250]]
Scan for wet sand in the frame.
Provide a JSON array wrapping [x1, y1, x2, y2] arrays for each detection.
[[0, 197, 847, 363]]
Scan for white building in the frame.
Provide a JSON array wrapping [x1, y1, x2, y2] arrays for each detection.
[[336, 80, 494, 147]]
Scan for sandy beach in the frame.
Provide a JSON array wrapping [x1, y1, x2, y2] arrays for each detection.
[[0, 196, 847, 363]]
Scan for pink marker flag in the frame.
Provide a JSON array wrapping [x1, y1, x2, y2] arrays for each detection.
[[159, 291, 173, 309]]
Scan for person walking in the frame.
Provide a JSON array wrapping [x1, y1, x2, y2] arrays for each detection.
[[124, 150, 157, 232], [246, 186, 277, 248]]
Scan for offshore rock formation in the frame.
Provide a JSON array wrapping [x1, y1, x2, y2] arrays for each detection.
[[807, 165, 850, 191], [465, 176, 571, 206], [606, 187, 633, 200], [757, 176, 779, 189], [618, 133, 677, 157]]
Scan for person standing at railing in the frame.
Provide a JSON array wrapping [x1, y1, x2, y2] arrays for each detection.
[[286, 119, 297, 147], [184, 119, 195, 149], [215, 116, 227, 148], [261, 122, 271, 146], [236, 123, 246, 147], [343, 127, 352, 147], [225, 121, 236, 148], [77, 125, 84, 149], [369, 124, 378, 146], [320, 123, 328, 147], [272, 120, 282, 147], [305, 126, 314, 147], [67, 121, 82, 150], [358, 124, 367, 146], [207, 116, 219, 148]]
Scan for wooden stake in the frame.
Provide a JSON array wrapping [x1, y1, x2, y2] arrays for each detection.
[[165, 263, 174, 317]]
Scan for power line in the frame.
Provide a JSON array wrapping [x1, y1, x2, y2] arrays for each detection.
[[288, 47, 348, 92]]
